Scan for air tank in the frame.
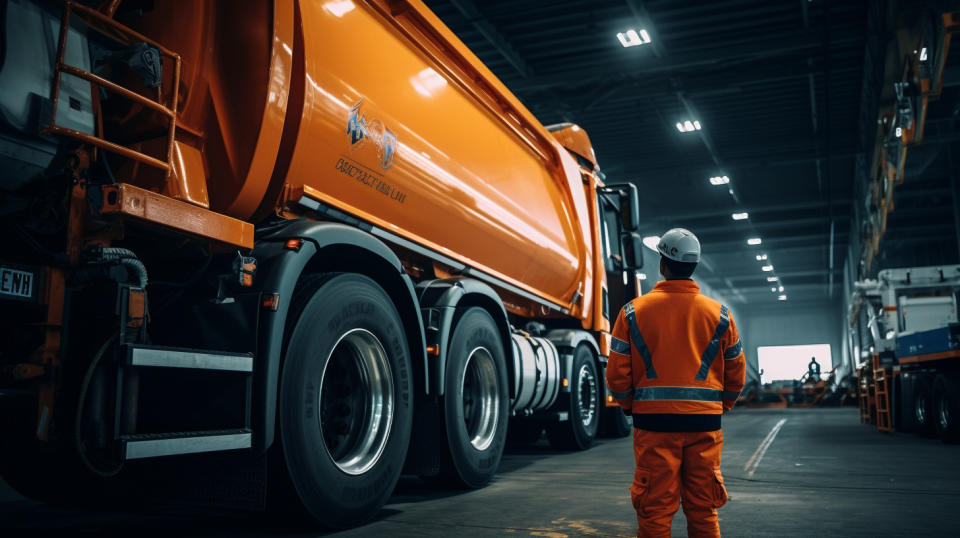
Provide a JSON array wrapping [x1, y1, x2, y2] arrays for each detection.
[[510, 334, 561, 413]]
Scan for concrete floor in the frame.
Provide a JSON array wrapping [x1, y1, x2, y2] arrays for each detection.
[[2, 408, 959, 537]]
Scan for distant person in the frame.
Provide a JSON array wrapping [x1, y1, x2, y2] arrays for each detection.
[[606, 228, 746, 538], [808, 357, 821, 383]]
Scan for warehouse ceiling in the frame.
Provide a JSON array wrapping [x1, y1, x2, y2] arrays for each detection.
[[423, 0, 960, 308]]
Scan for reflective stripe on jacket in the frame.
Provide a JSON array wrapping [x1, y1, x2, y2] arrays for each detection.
[[605, 279, 746, 416]]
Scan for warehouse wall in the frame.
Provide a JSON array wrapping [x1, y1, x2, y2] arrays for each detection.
[[735, 300, 845, 384]]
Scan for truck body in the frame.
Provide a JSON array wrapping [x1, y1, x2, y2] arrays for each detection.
[[0, 0, 644, 526], [854, 265, 960, 442]]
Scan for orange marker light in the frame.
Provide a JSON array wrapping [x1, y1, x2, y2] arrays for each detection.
[[262, 293, 281, 311], [285, 238, 303, 251], [426, 344, 440, 356], [607, 395, 614, 403], [562, 378, 569, 387]]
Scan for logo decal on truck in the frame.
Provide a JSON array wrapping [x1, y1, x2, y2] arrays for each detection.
[[347, 100, 397, 170]]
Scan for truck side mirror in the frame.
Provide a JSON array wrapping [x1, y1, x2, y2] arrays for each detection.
[[621, 232, 644, 270], [602, 183, 640, 232]]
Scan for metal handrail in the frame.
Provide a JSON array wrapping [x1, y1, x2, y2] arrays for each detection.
[[48, 2, 181, 176]]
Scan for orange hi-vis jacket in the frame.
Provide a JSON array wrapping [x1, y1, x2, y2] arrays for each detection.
[[606, 280, 746, 422]]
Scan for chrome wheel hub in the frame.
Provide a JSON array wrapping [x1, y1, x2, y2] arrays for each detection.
[[577, 363, 597, 427], [461, 347, 499, 451], [319, 328, 394, 475]]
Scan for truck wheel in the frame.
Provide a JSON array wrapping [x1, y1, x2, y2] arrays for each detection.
[[914, 376, 936, 436], [277, 273, 413, 528], [547, 345, 600, 450], [437, 307, 509, 488], [933, 375, 960, 444], [600, 405, 632, 438]]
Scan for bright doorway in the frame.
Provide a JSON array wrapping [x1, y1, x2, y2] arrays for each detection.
[[757, 344, 832, 384]]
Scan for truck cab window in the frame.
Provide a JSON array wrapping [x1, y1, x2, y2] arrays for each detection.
[[598, 193, 623, 273]]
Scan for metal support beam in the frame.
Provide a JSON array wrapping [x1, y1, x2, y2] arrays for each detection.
[[448, 0, 531, 78], [703, 267, 845, 284], [646, 199, 853, 223], [509, 32, 859, 93]]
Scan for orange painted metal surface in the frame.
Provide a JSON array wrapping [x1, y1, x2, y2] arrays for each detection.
[[550, 124, 599, 169], [103, 0, 605, 325], [279, 0, 596, 320], [126, 0, 292, 217], [101, 183, 254, 249]]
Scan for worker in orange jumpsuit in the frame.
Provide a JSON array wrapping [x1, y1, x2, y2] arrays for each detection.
[[606, 228, 746, 538]]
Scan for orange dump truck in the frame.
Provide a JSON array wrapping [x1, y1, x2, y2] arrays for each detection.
[[0, 0, 644, 526]]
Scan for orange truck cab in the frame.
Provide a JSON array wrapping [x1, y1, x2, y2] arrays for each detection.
[[0, 0, 644, 526]]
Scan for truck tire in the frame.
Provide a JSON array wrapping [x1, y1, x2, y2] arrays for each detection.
[[547, 345, 600, 450], [600, 405, 632, 438], [437, 307, 509, 488], [914, 376, 936, 436], [277, 273, 413, 528], [933, 374, 960, 444]]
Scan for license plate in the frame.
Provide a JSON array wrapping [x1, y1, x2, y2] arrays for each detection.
[[0, 267, 34, 300]]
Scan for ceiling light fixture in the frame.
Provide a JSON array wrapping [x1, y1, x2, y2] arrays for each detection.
[[778, 295, 787, 301], [920, 47, 928, 62], [756, 254, 768, 261], [778, 286, 784, 292], [637, 273, 648, 280], [767, 276, 778, 282], [731, 212, 749, 220], [747, 238, 762, 245], [709, 175, 730, 185], [617, 28, 652, 48], [676, 120, 702, 133], [771, 287, 777, 292], [761, 265, 774, 272]]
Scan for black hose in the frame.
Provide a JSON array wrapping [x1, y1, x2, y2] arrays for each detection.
[[95, 247, 148, 288]]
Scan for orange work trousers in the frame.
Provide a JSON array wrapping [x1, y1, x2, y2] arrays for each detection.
[[631, 428, 728, 538]]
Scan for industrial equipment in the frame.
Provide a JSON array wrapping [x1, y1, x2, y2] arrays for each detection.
[[853, 265, 960, 442], [0, 0, 643, 527]]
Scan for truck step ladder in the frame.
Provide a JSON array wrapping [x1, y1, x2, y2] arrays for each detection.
[[872, 354, 893, 432], [116, 345, 254, 459], [122, 429, 252, 460]]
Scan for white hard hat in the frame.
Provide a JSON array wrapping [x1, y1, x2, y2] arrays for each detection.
[[657, 228, 701, 263]]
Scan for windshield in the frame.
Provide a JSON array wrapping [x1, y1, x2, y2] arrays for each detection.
[[598, 192, 623, 273]]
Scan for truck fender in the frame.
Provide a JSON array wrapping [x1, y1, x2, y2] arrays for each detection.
[[546, 329, 600, 394], [251, 221, 426, 453], [416, 277, 511, 397]]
